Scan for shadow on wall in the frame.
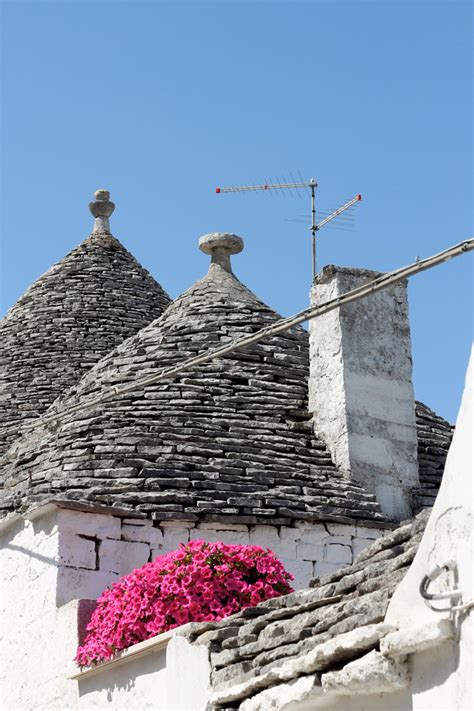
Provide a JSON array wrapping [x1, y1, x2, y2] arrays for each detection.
[[77, 648, 167, 701]]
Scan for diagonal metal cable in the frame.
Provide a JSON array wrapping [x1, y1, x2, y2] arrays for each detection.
[[8, 238, 474, 432]]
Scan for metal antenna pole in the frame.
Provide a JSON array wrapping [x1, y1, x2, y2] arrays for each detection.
[[215, 177, 362, 281], [310, 178, 318, 278]]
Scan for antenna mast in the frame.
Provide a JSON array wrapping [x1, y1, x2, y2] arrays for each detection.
[[215, 177, 362, 279]]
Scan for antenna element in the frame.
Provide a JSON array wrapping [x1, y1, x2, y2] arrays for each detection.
[[215, 177, 362, 279]]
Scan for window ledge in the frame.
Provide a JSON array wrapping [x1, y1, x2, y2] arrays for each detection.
[[69, 628, 175, 681]]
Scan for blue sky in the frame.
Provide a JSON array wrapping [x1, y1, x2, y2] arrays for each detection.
[[1, 0, 472, 422]]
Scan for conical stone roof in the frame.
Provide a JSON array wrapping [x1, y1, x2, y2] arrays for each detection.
[[0, 190, 170, 455], [1, 233, 384, 525]]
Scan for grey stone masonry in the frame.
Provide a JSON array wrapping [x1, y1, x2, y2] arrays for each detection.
[[309, 265, 419, 522], [415, 400, 453, 510], [0, 238, 385, 524], [0, 190, 170, 456], [183, 509, 430, 708]]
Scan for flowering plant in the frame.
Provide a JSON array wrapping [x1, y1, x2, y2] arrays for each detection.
[[75, 539, 293, 667]]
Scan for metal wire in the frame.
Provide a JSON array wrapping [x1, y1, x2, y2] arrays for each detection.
[[10, 238, 472, 432]]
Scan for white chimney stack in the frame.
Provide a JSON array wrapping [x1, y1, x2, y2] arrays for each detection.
[[309, 265, 419, 522]]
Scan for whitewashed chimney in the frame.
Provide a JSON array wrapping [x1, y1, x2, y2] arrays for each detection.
[[308, 265, 419, 522]]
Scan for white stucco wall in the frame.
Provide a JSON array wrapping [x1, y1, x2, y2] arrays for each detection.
[[386, 347, 473, 711], [283, 348, 473, 711], [0, 505, 387, 710]]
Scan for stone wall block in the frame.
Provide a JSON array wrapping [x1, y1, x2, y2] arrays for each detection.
[[325, 522, 356, 537], [57, 509, 121, 540], [121, 522, 164, 546], [57, 567, 119, 606], [99, 538, 150, 576], [199, 522, 249, 532], [249, 525, 280, 548], [313, 561, 342, 578], [271, 539, 297, 559], [355, 525, 385, 540], [324, 543, 352, 564], [162, 527, 191, 553], [279, 527, 303, 542], [58, 532, 96, 570], [298, 525, 330, 545], [281, 558, 313, 590], [352, 537, 378, 560], [190, 529, 250, 546], [296, 543, 325, 562]]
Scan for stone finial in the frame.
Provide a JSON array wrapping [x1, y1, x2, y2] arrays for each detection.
[[199, 232, 244, 273], [89, 189, 115, 234]]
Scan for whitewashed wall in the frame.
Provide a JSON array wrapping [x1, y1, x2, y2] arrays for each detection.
[[55, 509, 388, 599], [0, 505, 387, 710]]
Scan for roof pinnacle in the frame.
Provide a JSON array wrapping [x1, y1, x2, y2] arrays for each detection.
[[199, 232, 244, 273], [89, 189, 115, 234]]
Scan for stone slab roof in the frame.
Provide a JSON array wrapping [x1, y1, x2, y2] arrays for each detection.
[[415, 401, 453, 510], [181, 508, 430, 708], [0, 257, 384, 524], [0, 226, 452, 524], [0, 230, 170, 455]]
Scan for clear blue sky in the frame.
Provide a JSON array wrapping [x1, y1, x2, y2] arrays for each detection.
[[1, 0, 472, 422]]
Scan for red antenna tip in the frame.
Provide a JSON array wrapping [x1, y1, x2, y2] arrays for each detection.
[[215, 187, 221, 194], [357, 194, 362, 201]]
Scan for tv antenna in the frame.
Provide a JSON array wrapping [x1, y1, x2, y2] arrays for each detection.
[[216, 176, 362, 279]]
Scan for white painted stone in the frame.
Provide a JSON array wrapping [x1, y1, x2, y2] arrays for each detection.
[[323, 534, 352, 545], [240, 675, 322, 711], [99, 538, 149, 576], [57, 509, 121, 539], [249, 525, 280, 547], [325, 522, 356, 537], [324, 543, 352, 564], [355, 525, 386, 540], [57, 567, 119, 606], [321, 650, 409, 695], [272, 539, 297, 559], [313, 561, 342, 578], [190, 528, 250, 545], [297, 525, 330, 545], [58, 532, 96, 570], [199, 522, 249, 532], [281, 558, 313, 590], [296, 543, 325, 562], [280, 526, 303, 541], [380, 619, 455, 657], [384, 349, 474, 711], [166, 633, 212, 709], [161, 527, 190, 553], [309, 267, 419, 521], [121, 522, 164, 546], [352, 537, 377, 559]]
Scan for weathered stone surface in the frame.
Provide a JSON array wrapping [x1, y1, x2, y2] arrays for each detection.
[[209, 623, 394, 706], [239, 674, 322, 711], [415, 400, 453, 510], [99, 538, 149, 576], [1, 252, 385, 525], [380, 618, 455, 657], [309, 266, 419, 521], [190, 511, 430, 709], [0, 205, 170, 456], [321, 649, 409, 695]]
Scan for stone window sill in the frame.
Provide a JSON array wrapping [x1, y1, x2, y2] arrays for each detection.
[[69, 628, 175, 681]]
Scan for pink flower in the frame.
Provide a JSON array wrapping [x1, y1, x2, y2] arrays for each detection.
[[75, 540, 293, 668]]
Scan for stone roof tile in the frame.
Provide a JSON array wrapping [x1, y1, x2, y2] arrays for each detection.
[[184, 508, 430, 707], [0, 237, 384, 523], [0, 191, 170, 455]]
